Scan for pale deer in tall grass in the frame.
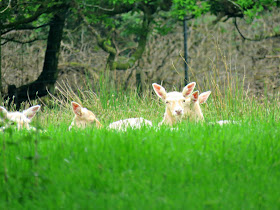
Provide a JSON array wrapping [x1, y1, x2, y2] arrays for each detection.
[[0, 105, 41, 130], [69, 102, 151, 131], [184, 91, 238, 125], [152, 82, 196, 126], [183, 91, 211, 122], [69, 102, 102, 130], [108, 117, 152, 131]]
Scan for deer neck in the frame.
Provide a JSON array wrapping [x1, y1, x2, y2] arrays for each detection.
[[160, 108, 177, 126], [73, 116, 88, 128], [193, 102, 204, 122]]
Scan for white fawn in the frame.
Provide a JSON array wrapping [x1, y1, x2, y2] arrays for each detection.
[[184, 91, 211, 122], [109, 117, 152, 131], [184, 90, 237, 125], [152, 82, 196, 126], [69, 102, 102, 130], [0, 105, 41, 130], [69, 102, 151, 131]]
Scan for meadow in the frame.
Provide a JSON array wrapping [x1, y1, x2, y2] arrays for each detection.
[[1, 80, 280, 209]]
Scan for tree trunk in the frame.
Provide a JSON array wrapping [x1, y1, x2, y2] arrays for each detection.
[[0, 34, 2, 97], [0, 17, 3, 97], [5, 6, 68, 109]]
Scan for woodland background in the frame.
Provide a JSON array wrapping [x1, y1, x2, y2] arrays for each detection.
[[1, 0, 280, 107]]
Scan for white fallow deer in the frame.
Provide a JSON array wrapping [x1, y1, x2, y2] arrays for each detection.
[[152, 82, 196, 126], [0, 105, 41, 130], [69, 102, 102, 130], [69, 102, 151, 131], [183, 90, 211, 122], [108, 117, 152, 131], [184, 91, 238, 125]]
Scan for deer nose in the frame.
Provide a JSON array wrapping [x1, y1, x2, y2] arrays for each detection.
[[175, 110, 182, 115]]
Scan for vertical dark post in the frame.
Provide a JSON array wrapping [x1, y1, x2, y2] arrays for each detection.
[[183, 17, 188, 85]]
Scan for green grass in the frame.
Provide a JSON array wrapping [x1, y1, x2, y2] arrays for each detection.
[[1, 87, 280, 209], [1, 121, 280, 209]]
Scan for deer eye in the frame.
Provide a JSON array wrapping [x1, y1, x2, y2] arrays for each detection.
[[183, 99, 186, 103], [166, 101, 170, 104]]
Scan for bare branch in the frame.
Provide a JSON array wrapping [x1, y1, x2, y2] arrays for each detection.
[[234, 18, 280, 41], [265, 55, 280, 58], [0, 0, 11, 13], [254, 54, 280, 60], [1, 37, 46, 45], [2, 23, 49, 35], [227, 0, 244, 12], [83, 3, 114, 11], [112, 36, 136, 56]]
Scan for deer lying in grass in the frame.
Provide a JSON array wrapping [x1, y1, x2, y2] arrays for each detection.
[[0, 105, 41, 130], [108, 117, 152, 131], [69, 102, 152, 131], [184, 90, 211, 122], [185, 91, 238, 125], [69, 102, 102, 130], [152, 82, 196, 126]]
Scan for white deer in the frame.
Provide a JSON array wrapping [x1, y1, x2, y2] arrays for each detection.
[[152, 82, 196, 126], [183, 90, 211, 122], [108, 117, 152, 131], [69, 101, 152, 131], [69, 102, 102, 130], [185, 90, 238, 125], [0, 105, 41, 130]]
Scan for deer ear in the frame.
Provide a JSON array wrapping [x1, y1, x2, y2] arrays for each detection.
[[23, 105, 41, 120], [71, 102, 82, 116], [199, 91, 211, 104], [0, 106, 8, 118], [152, 83, 167, 100], [182, 82, 196, 97], [192, 91, 199, 103]]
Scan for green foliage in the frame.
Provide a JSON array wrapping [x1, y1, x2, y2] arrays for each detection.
[[1, 1, 50, 26], [1, 0, 278, 38], [0, 93, 280, 208], [172, 0, 210, 20], [117, 12, 143, 37], [72, 0, 279, 53], [273, 26, 280, 33], [153, 12, 177, 35]]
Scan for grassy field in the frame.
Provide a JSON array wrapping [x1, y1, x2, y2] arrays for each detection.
[[1, 85, 280, 209]]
